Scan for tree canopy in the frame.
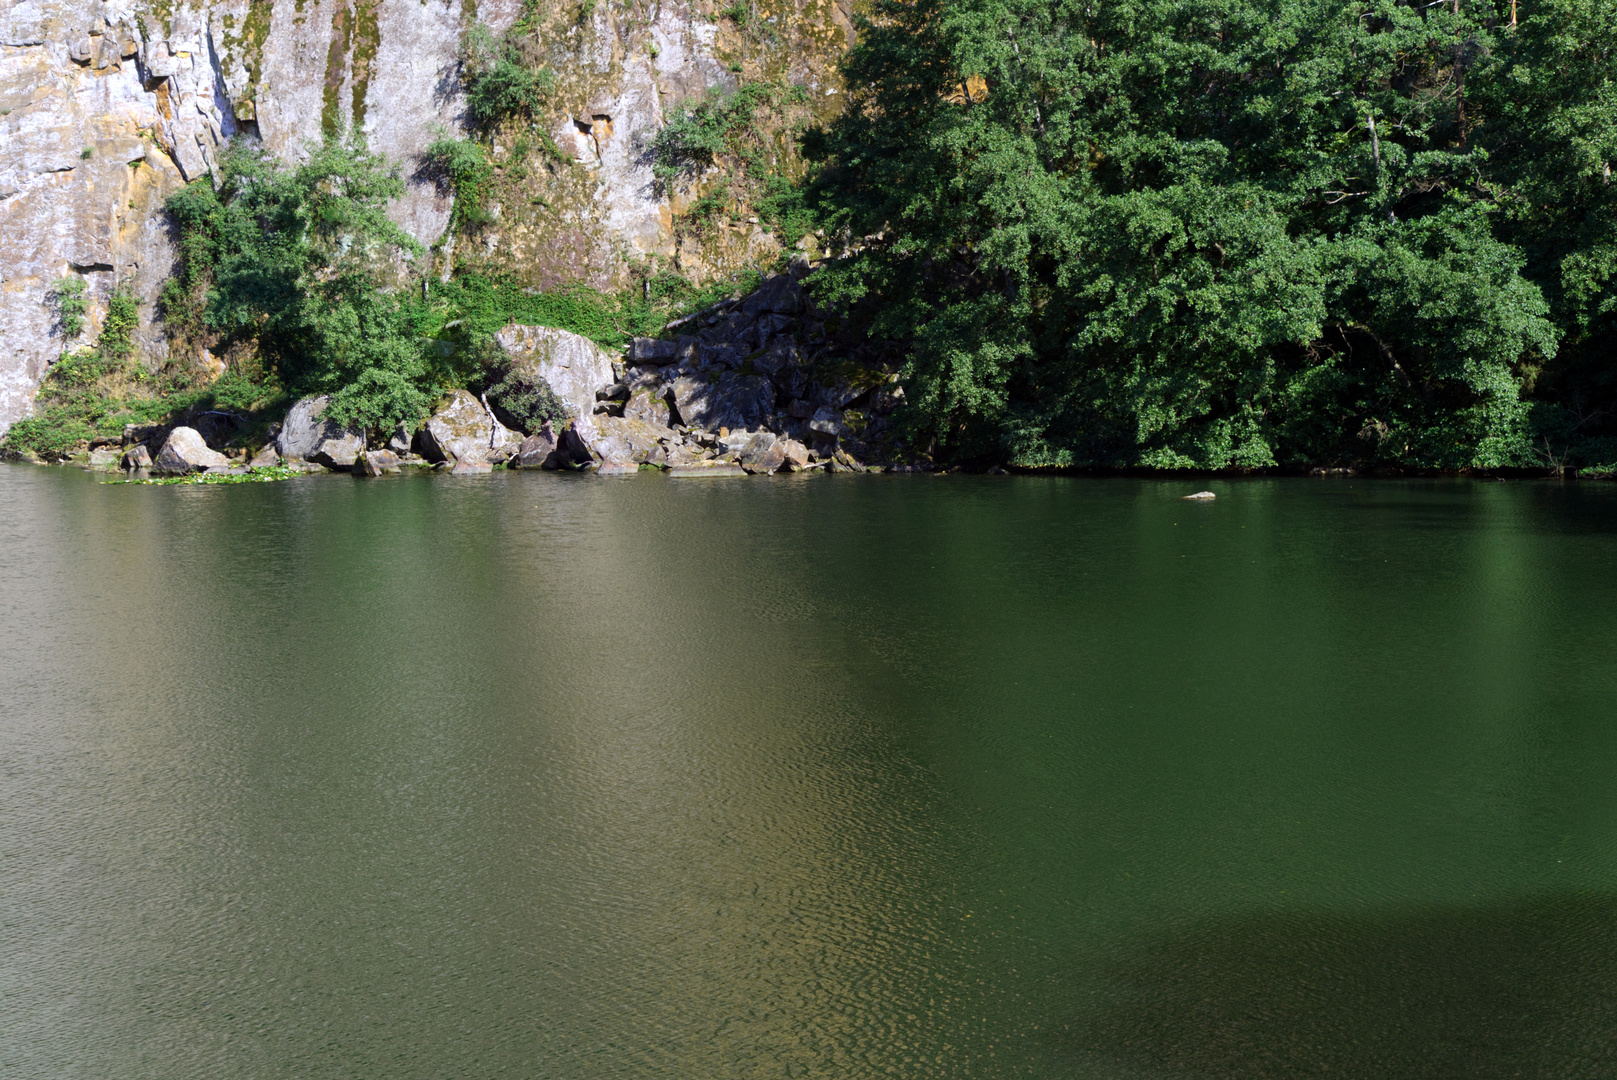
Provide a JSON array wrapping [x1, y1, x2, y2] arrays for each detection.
[[803, 0, 1617, 468]]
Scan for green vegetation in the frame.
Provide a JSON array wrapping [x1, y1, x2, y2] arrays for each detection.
[[799, 0, 1617, 469], [652, 82, 813, 243], [114, 463, 307, 485], [422, 137, 495, 227], [460, 22, 556, 130], [50, 278, 87, 339], [162, 133, 448, 433]]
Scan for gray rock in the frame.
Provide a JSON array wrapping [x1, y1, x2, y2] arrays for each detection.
[[739, 433, 786, 475], [249, 445, 281, 469], [808, 406, 848, 438], [629, 337, 679, 364], [753, 338, 801, 381], [495, 325, 620, 454], [1182, 490, 1217, 500], [778, 439, 812, 471], [514, 425, 561, 469], [88, 447, 121, 470], [623, 388, 672, 428], [591, 415, 675, 465], [279, 395, 365, 470], [418, 389, 519, 465], [387, 424, 413, 454], [598, 463, 639, 476], [741, 274, 802, 318], [121, 443, 152, 470], [153, 426, 229, 474], [353, 449, 401, 476], [450, 460, 493, 475], [669, 372, 775, 432]]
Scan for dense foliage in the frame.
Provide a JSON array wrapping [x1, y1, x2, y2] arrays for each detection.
[[802, 0, 1617, 468]]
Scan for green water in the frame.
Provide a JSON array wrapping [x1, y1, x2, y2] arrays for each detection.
[[3, 467, 1616, 1078]]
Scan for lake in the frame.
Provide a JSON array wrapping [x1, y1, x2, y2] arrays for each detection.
[[3, 466, 1616, 1078]]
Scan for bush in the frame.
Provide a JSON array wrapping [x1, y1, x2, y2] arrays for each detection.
[[50, 278, 87, 339], [422, 138, 495, 227], [461, 23, 556, 130]]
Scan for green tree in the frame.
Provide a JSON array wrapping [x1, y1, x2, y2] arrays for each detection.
[[804, 0, 1607, 468], [166, 133, 439, 431]]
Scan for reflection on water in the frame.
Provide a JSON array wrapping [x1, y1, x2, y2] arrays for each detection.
[[2, 469, 1616, 1077]]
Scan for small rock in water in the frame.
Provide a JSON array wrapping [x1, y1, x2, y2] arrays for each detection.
[[450, 460, 493, 475], [249, 444, 280, 469], [1182, 490, 1217, 500], [121, 444, 153, 470]]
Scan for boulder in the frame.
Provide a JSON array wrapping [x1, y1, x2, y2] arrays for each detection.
[[739, 433, 787, 475], [249, 444, 280, 469], [450, 460, 493, 475], [387, 424, 413, 454], [418, 390, 519, 465], [629, 337, 680, 364], [598, 463, 639, 476], [153, 426, 230, 474], [494, 325, 615, 446], [753, 338, 802, 382], [778, 439, 812, 471], [590, 415, 674, 465], [669, 372, 775, 432], [121, 444, 152, 470], [514, 424, 561, 469], [279, 395, 366, 470], [353, 449, 401, 476], [741, 274, 802, 318], [623, 388, 672, 428], [87, 447, 121, 470], [809, 406, 848, 438]]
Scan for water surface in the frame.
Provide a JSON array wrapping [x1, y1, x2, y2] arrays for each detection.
[[3, 467, 1616, 1078]]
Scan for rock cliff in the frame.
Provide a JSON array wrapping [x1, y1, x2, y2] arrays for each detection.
[[0, 0, 848, 432]]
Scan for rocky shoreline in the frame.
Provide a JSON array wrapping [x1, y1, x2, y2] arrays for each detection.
[[14, 267, 925, 481]]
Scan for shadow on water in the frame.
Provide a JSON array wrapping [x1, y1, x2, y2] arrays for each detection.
[[1066, 893, 1617, 1079]]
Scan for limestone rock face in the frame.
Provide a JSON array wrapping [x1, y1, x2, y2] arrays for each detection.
[[0, 0, 849, 434], [278, 396, 365, 470], [153, 426, 228, 473]]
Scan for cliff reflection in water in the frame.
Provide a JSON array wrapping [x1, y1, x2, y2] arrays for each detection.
[[3, 468, 1617, 1078]]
